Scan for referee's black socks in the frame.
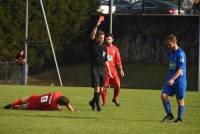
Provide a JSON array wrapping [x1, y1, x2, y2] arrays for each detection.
[[94, 92, 100, 108]]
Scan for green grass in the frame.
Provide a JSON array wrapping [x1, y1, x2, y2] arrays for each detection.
[[0, 85, 200, 134]]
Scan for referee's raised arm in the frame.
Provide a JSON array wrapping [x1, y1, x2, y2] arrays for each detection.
[[90, 17, 103, 40]]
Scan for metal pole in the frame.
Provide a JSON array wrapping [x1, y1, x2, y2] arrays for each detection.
[[39, 0, 63, 86], [142, 0, 145, 14], [198, 10, 200, 91], [24, 0, 29, 85], [178, 0, 180, 15], [109, 0, 113, 34]]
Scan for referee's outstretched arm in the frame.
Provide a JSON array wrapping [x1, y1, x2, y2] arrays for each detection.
[[90, 17, 102, 40]]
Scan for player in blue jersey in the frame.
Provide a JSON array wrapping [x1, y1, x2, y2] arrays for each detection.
[[161, 34, 187, 123]]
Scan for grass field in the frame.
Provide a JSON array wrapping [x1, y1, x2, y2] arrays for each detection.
[[0, 85, 199, 134]]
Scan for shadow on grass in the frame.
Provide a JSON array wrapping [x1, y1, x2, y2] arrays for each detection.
[[1, 112, 99, 120], [2, 111, 161, 122], [2, 109, 162, 123], [109, 117, 160, 123], [24, 114, 99, 120]]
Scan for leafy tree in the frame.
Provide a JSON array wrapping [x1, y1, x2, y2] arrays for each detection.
[[0, 0, 97, 72]]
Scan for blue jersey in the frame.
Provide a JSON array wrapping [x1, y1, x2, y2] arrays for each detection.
[[166, 48, 187, 86]]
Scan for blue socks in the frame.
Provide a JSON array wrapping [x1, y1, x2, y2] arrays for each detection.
[[163, 101, 172, 114], [178, 105, 185, 120], [163, 100, 185, 120]]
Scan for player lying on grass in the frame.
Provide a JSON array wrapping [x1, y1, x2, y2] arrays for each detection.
[[4, 91, 77, 112]]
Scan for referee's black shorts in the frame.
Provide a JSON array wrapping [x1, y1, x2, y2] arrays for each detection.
[[91, 66, 105, 88]]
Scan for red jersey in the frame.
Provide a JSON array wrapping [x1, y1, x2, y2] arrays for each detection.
[[16, 51, 25, 65], [25, 91, 63, 110], [106, 44, 122, 76]]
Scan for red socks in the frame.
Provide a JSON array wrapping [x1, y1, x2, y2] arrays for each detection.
[[102, 89, 107, 105], [102, 87, 120, 105], [12, 99, 23, 106], [113, 87, 120, 101]]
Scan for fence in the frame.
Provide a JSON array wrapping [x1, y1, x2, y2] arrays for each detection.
[[0, 61, 23, 84]]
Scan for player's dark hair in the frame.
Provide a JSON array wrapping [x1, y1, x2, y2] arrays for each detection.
[[19, 49, 24, 52], [58, 96, 69, 106], [106, 33, 114, 39]]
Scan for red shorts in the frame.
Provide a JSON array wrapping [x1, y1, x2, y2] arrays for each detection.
[[25, 95, 41, 110], [105, 74, 120, 88]]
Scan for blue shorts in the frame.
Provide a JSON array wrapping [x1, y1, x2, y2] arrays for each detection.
[[162, 84, 186, 99]]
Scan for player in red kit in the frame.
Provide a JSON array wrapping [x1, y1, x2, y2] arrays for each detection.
[[102, 34, 124, 106], [4, 91, 77, 112], [16, 49, 25, 84]]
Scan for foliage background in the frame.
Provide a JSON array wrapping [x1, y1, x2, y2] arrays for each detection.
[[0, 0, 198, 90]]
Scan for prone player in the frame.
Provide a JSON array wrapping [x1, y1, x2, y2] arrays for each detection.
[[4, 91, 77, 112]]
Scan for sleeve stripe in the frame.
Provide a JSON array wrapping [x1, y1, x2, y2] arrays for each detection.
[[48, 93, 53, 104]]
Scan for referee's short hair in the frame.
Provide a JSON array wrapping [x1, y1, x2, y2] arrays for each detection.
[[96, 30, 105, 37]]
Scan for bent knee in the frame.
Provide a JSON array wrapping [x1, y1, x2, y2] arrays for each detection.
[[114, 84, 120, 89], [177, 99, 185, 106], [161, 93, 168, 100]]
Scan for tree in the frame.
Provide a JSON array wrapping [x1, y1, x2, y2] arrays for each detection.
[[0, 0, 97, 72]]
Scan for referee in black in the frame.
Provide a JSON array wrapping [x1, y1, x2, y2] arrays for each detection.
[[89, 17, 112, 112]]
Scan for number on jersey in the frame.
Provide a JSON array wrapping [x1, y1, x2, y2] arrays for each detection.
[[40, 95, 49, 103]]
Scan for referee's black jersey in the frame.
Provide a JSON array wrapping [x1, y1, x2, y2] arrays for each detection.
[[89, 39, 108, 67]]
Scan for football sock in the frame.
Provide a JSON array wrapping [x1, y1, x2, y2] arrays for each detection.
[[12, 99, 23, 106], [178, 105, 185, 120], [92, 92, 95, 103], [163, 100, 172, 114], [102, 89, 107, 105], [113, 87, 120, 100], [94, 92, 100, 107]]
